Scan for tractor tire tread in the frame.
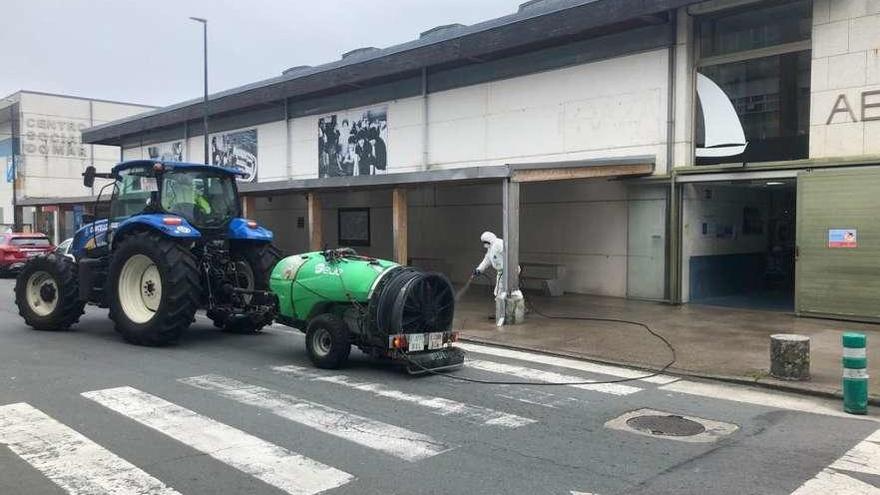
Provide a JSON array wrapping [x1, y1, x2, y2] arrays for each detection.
[[14, 253, 85, 331], [109, 231, 200, 346]]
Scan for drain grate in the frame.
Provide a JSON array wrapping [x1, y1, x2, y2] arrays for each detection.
[[625, 415, 706, 437]]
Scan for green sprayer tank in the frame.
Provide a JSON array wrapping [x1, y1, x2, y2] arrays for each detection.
[[270, 249, 456, 338]]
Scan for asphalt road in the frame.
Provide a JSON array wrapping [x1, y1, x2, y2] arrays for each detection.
[[0, 277, 878, 495]]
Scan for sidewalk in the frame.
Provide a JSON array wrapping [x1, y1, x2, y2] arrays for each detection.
[[453, 289, 880, 402]]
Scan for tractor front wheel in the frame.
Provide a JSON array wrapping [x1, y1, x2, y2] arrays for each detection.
[[305, 314, 351, 369], [108, 231, 201, 346], [15, 253, 84, 331]]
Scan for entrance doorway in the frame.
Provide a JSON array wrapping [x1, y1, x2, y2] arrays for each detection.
[[682, 179, 796, 311]]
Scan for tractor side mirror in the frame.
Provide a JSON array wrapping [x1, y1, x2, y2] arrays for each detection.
[[83, 166, 96, 188]]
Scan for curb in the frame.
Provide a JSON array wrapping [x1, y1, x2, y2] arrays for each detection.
[[458, 336, 880, 407]]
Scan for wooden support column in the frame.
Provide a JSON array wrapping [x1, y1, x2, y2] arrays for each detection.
[[241, 195, 256, 219], [392, 188, 408, 264], [308, 193, 323, 251]]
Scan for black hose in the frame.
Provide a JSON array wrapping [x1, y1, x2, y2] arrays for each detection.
[[402, 274, 677, 386]]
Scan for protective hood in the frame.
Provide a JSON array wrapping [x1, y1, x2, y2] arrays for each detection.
[[480, 231, 498, 244]]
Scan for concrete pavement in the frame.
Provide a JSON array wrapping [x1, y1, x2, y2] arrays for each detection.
[[455, 290, 880, 401], [1, 278, 879, 494]]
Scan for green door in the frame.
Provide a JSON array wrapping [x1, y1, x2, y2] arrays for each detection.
[[796, 168, 880, 321]]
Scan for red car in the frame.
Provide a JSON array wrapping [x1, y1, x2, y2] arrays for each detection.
[[0, 233, 55, 275]]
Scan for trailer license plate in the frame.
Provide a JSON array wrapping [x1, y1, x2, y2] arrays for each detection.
[[408, 333, 425, 352], [428, 332, 443, 350]]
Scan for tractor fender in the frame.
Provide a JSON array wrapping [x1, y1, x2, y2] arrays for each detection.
[[227, 218, 273, 242], [112, 215, 201, 247]]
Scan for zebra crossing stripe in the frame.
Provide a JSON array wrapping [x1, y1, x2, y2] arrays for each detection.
[[272, 365, 536, 428], [791, 428, 880, 494], [790, 468, 880, 494], [81, 386, 353, 495], [0, 402, 180, 495], [181, 374, 452, 462], [456, 342, 678, 385], [465, 360, 642, 396]]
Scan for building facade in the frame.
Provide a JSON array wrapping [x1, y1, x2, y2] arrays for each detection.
[[0, 91, 154, 239], [80, 0, 880, 321]]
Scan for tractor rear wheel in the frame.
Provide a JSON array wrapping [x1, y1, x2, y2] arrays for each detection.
[[305, 313, 351, 369], [108, 231, 201, 346], [217, 243, 281, 334], [15, 253, 84, 331]]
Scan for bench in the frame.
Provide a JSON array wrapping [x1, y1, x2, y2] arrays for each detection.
[[520, 262, 566, 297]]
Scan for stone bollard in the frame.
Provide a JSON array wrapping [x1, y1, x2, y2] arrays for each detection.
[[770, 334, 811, 381]]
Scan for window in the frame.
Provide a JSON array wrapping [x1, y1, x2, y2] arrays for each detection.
[[110, 166, 156, 219], [338, 208, 370, 247], [695, 0, 812, 165]]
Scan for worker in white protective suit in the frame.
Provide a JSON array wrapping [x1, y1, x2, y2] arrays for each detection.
[[474, 231, 505, 296], [473, 231, 523, 325]]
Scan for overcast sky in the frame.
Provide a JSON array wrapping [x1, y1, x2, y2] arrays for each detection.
[[1, 0, 521, 107]]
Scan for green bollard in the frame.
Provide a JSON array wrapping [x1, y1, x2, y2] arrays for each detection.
[[842, 332, 868, 415]]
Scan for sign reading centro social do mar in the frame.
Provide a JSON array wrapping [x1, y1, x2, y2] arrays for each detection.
[[21, 116, 88, 158], [828, 229, 858, 249]]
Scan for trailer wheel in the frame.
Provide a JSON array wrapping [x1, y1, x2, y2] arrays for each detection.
[[305, 313, 351, 369], [15, 253, 85, 331], [109, 231, 201, 346]]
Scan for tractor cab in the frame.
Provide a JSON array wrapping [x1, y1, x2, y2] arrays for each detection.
[[84, 161, 242, 230]]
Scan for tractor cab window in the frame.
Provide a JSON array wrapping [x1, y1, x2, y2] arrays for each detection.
[[110, 166, 158, 219], [161, 169, 239, 227]]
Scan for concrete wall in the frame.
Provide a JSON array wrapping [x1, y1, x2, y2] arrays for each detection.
[[252, 179, 660, 297], [810, 0, 880, 158], [124, 49, 671, 180], [18, 92, 153, 200], [681, 183, 772, 302]]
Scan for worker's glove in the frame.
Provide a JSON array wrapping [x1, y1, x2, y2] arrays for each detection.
[[473, 269, 482, 277]]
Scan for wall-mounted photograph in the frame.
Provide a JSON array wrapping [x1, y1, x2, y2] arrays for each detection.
[[210, 129, 257, 182], [318, 107, 387, 178], [147, 140, 184, 162]]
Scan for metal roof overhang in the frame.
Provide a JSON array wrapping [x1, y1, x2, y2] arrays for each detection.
[[82, 0, 700, 146], [238, 156, 656, 196]]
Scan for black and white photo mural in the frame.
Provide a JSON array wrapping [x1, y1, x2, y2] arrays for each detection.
[[210, 129, 258, 182], [147, 140, 184, 162], [318, 107, 387, 178]]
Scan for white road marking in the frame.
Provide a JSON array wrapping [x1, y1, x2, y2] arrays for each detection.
[[465, 360, 642, 396], [660, 380, 880, 422], [181, 374, 452, 461], [791, 428, 880, 494], [81, 386, 353, 495], [791, 468, 880, 494], [0, 402, 180, 495], [456, 342, 677, 384], [496, 388, 580, 409], [829, 432, 880, 476], [272, 365, 535, 428]]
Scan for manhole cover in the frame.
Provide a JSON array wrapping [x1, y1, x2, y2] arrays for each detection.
[[625, 414, 707, 437]]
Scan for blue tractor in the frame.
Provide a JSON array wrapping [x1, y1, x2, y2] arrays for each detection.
[[14, 160, 281, 345]]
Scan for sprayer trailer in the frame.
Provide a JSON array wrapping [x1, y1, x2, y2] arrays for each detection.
[[270, 248, 464, 374]]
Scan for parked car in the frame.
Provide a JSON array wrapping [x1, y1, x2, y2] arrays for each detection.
[[55, 238, 74, 260], [0, 233, 55, 275]]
